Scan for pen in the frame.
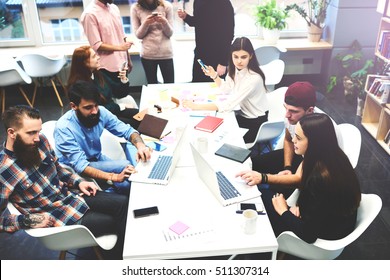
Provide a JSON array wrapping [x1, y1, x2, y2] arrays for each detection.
[[160, 131, 171, 140]]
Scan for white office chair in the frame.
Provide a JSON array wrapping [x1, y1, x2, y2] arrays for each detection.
[[278, 193, 382, 260], [245, 120, 285, 154], [267, 86, 287, 122], [101, 129, 127, 160], [255, 45, 287, 66], [247, 87, 287, 153], [256, 46, 286, 91], [17, 54, 66, 107], [6, 202, 117, 260], [0, 56, 33, 113], [337, 123, 362, 169], [260, 60, 285, 91]]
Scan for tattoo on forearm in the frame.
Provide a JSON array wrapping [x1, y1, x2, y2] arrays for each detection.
[[26, 214, 44, 226], [131, 133, 144, 145]]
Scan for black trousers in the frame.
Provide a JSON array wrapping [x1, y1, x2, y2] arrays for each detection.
[[141, 58, 174, 84], [81, 191, 128, 259], [116, 108, 141, 129], [235, 111, 268, 144]]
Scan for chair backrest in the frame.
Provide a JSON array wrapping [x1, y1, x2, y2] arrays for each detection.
[[41, 120, 57, 148], [255, 45, 287, 66], [260, 59, 285, 91], [101, 129, 127, 160], [0, 56, 32, 87], [17, 54, 65, 78], [278, 193, 382, 259], [246, 120, 285, 149], [337, 123, 361, 168], [7, 202, 117, 252], [267, 86, 287, 121]]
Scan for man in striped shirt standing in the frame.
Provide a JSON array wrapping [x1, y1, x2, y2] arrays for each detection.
[[0, 105, 128, 259]]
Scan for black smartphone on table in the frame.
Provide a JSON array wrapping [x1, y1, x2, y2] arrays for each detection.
[[133, 206, 159, 218], [236, 203, 264, 214]]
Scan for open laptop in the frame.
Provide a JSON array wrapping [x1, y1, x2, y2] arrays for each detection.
[[190, 142, 260, 206], [129, 125, 186, 185]]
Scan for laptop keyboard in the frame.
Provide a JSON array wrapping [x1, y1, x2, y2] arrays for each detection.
[[216, 171, 241, 200], [148, 155, 173, 180]]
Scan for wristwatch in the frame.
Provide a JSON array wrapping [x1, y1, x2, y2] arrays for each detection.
[[107, 173, 114, 185]]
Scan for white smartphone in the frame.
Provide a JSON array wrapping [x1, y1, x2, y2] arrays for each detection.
[[152, 11, 159, 17], [197, 59, 209, 72]]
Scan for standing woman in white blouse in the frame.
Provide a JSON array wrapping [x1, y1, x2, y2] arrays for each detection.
[[183, 37, 269, 143], [131, 0, 174, 84]]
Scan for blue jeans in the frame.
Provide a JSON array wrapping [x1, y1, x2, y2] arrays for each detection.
[[89, 143, 138, 193]]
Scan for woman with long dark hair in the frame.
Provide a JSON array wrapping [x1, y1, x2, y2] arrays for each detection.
[[183, 37, 269, 143], [238, 113, 361, 243], [68, 46, 140, 128]]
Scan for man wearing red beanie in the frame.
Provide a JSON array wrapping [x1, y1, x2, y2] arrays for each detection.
[[251, 81, 316, 195]]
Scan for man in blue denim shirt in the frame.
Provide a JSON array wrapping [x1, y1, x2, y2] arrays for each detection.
[[54, 81, 151, 195]]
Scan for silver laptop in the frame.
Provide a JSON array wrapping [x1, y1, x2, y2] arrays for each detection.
[[129, 125, 186, 185], [190, 142, 260, 206]]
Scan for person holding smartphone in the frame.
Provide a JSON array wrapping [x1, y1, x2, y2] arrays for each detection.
[[68, 46, 140, 129], [178, 0, 234, 82], [182, 37, 269, 144], [131, 0, 175, 84]]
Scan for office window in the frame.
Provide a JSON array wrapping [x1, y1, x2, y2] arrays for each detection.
[[122, 16, 131, 35], [35, 1, 84, 43], [0, 0, 28, 43], [0, 0, 308, 48]]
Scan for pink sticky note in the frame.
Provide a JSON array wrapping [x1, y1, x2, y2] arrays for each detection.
[[169, 221, 189, 235]]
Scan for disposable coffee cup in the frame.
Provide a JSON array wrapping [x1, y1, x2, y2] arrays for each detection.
[[197, 137, 208, 154], [243, 209, 258, 234]]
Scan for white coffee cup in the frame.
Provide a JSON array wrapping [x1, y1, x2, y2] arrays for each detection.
[[243, 209, 258, 234], [197, 137, 208, 153]]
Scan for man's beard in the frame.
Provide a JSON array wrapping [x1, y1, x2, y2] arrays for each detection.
[[13, 134, 42, 169], [76, 109, 100, 128]]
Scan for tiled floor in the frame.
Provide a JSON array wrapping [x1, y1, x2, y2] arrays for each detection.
[[0, 81, 389, 260]]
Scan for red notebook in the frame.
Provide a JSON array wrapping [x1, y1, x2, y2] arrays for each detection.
[[194, 116, 224, 133]]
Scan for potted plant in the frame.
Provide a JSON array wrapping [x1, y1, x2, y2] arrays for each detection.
[[326, 40, 374, 116], [286, 0, 331, 42], [255, 0, 289, 45]]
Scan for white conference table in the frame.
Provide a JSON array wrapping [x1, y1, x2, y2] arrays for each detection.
[[123, 83, 278, 260]]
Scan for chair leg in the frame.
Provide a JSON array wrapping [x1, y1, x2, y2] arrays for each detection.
[[59, 250, 67, 260], [18, 86, 33, 107], [50, 78, 63, 107], [31, 83, 38, 106], [277, 251, 286, 260], [93, 246, 104, 260]]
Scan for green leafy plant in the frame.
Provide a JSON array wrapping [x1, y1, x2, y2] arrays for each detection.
[[286, 0, 331, 29], [255, 0, 289, 30], [327, 40, 374, 100]]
